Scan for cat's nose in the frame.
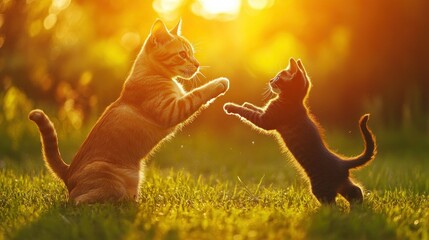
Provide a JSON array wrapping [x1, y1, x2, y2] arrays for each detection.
[[193, 61, 200, 68]]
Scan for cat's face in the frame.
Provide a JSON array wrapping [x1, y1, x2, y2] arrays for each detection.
[[269, 58, 311, 101], [144, 19, 200, 80]]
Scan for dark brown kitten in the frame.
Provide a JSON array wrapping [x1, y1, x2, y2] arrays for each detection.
[[224, 58, 376, 204]]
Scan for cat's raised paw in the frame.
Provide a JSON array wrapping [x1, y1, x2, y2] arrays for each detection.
[[213, 77, 229, 93]]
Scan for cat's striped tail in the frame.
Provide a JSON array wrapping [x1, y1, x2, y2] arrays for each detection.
[[343, 114, 377, 169], [29, 109, 69, 181]]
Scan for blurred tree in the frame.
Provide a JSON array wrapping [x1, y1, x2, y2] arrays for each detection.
[[0, 0, 428, 131]]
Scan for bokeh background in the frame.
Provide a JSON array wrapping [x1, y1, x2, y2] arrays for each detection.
[[1, 0, 429, 167]]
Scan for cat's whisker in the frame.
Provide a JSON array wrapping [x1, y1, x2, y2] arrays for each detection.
[[193, 74, 202, 88], [197, 71, 206, 85], [197, 71, 207, 79], [190, 70, 204, 88]]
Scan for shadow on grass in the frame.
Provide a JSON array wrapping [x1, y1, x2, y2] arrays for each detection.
[[306, 203, 397, 240], [11, 203, 148, 240]]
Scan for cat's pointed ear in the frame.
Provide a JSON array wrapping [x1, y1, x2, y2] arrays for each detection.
[[288, 58, 298, 74], [150, 19, 173, 45], [170, 19, 182, 36]]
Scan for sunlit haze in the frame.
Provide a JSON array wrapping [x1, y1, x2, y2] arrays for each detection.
[[1, 0, 428, 131], [192, 0, 241, 20]]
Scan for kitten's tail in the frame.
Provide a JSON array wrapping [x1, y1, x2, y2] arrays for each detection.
[[343, 114, 377, 169], [29, 109, 69, 181]]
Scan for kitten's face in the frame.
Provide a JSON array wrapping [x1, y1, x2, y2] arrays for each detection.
[[269, 70, 294, 94], [144, 19, 200, 80], [269, 58, 310, 101]]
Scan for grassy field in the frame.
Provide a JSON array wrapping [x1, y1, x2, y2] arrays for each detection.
[[1, 123, 428, 239]]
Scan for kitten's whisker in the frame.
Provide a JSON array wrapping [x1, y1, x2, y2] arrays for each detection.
[[262, 85, 273, 102]]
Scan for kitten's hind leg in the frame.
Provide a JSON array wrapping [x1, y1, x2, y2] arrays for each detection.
[[339, 179, 363, 204], [312, 186, 336, 204], [242, 102, 264, 113]]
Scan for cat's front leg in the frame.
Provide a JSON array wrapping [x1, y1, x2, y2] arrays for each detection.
[[187, 77, 229, 106], [157, 78, 229, 128], [201, 77, 229, 100], [223, 103, 274, 130]]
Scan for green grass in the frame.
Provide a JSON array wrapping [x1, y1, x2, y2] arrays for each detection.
[[1, 125, 428, 240]]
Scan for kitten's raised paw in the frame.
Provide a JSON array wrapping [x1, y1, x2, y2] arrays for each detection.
[[223, 102, 237, 115]]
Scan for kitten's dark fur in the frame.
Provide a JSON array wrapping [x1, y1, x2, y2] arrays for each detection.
[[224, 58, 376, 204]]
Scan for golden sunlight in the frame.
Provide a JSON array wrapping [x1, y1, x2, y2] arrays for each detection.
[[248, 0, 275, 10], [192, 0, 241, 20], [152, 0, 183, 20], [50, 0, 71, 13], [43, 13, 57, 30]]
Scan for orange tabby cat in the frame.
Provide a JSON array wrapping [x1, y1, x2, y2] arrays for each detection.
[[29, 19, 229, 204]]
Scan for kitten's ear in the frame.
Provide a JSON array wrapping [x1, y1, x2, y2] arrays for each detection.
[[150, 19, 173, 45], [297, 59, 307, 76], [170, 19, 182, 36], [288, 58, 298, 74], [297, 59, 312, 88]]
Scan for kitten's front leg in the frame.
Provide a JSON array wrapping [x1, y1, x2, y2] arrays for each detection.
[[223, 103, 273, 130], [242, 102, 264, 113]]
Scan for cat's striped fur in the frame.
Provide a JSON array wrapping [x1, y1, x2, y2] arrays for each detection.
[[224, 58, 376, 204], [29, 19, 229, 204]]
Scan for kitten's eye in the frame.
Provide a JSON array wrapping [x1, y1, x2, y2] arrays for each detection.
[[179, 51, 187, 58]]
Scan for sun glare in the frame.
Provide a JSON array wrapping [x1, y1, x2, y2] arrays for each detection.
[[192, 0, 241, 20], [152, 0, 182, 14], [152, 0, 275, 21], [50, 0, 71, 13], [152, 0, 184, 21], [248, 0, 275, 10]]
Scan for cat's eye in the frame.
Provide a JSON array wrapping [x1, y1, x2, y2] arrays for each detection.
[[179, 51, 187, 58]]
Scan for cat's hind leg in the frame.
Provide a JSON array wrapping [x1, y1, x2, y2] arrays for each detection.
[[68, 162, 137, 204], [70, 180, 131, 204]]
